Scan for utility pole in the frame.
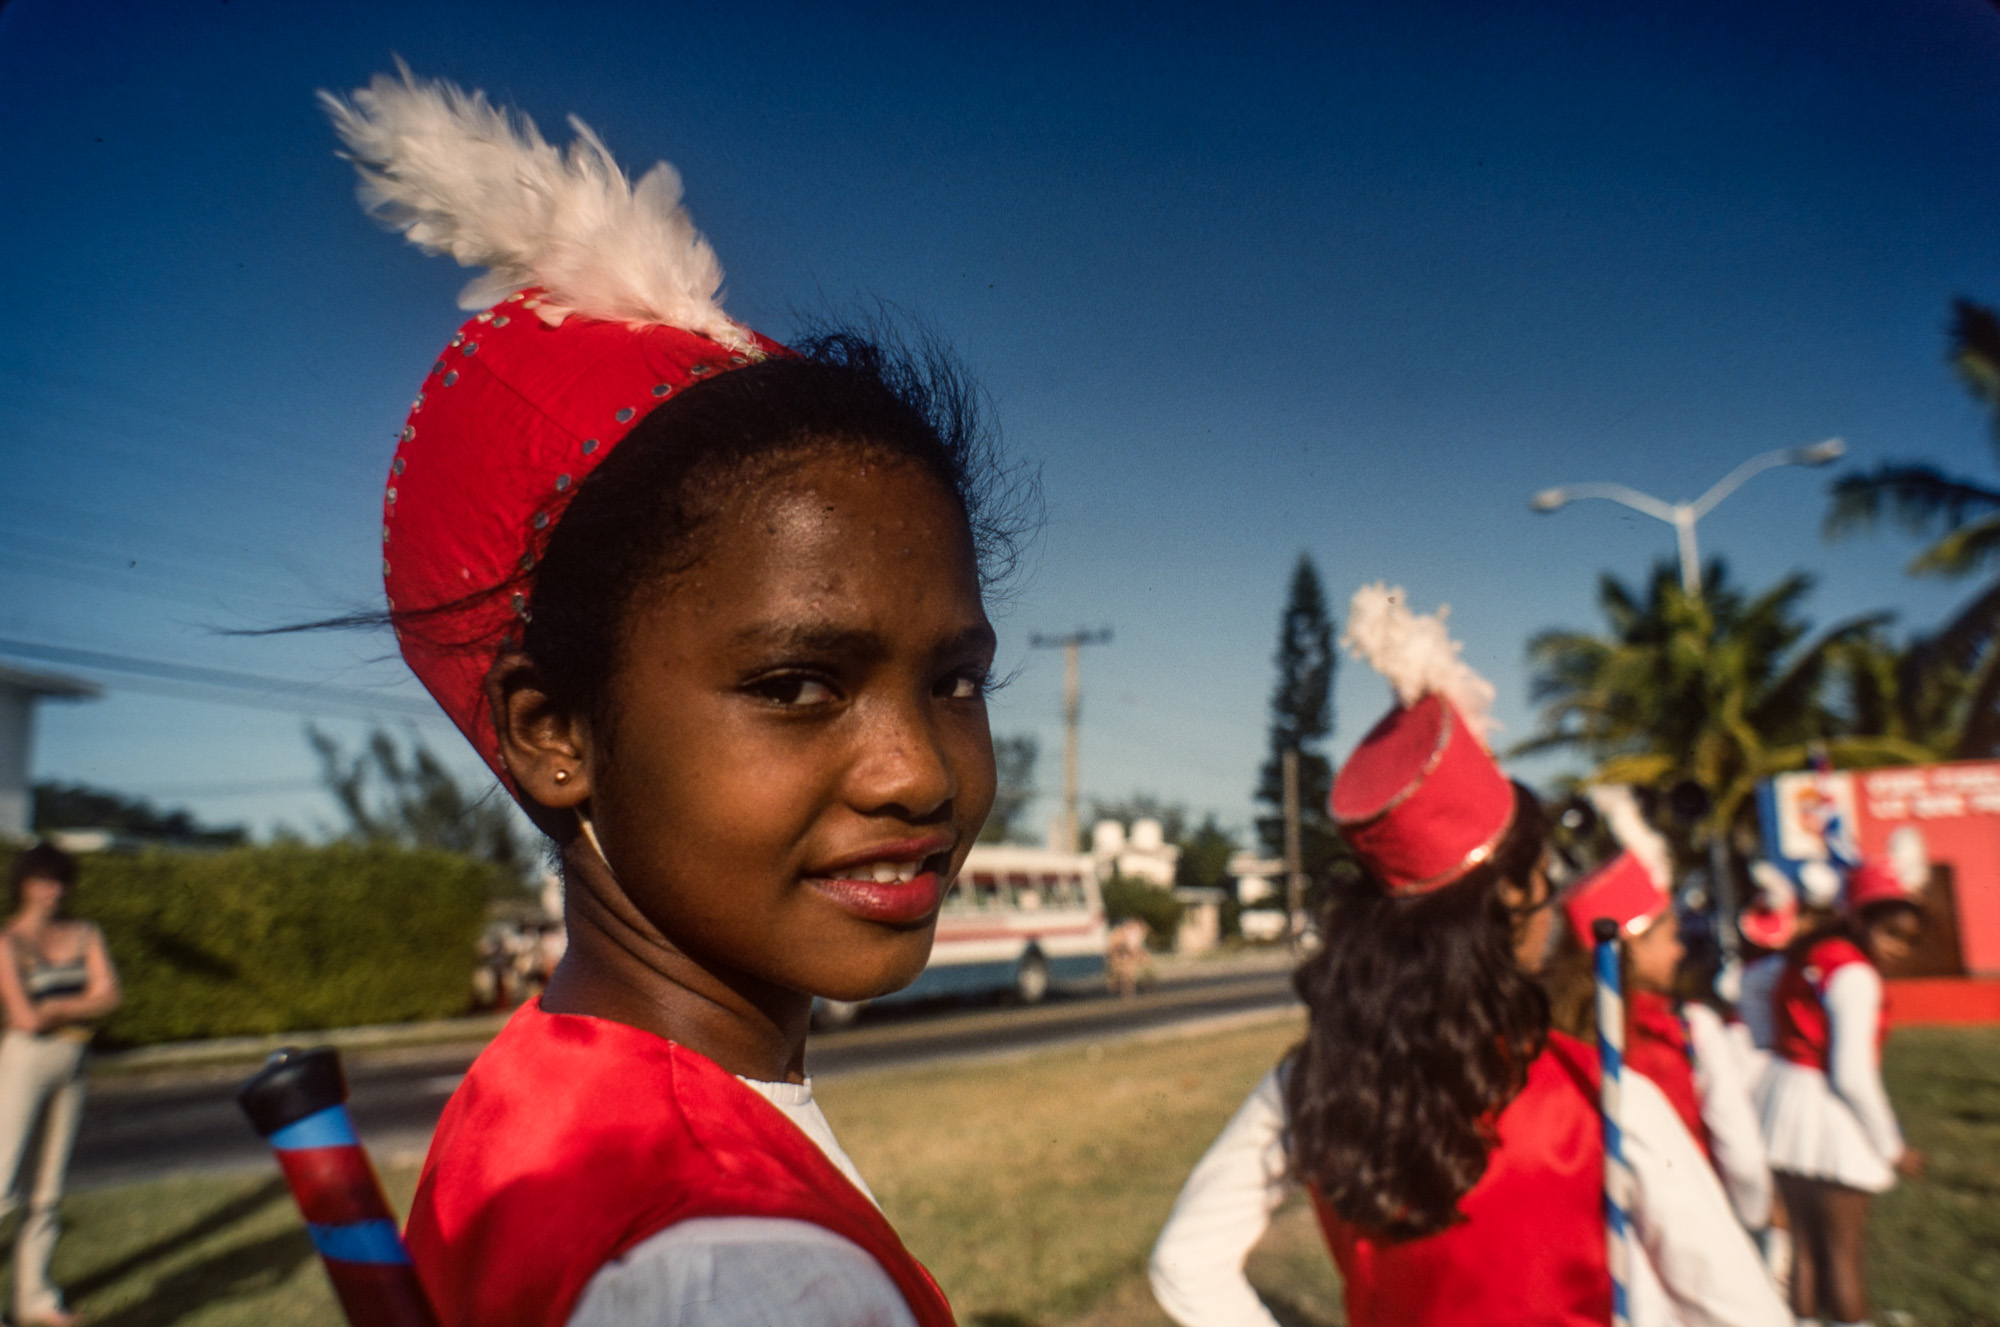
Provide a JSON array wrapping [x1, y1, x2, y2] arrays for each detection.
[[1029, 628, 1112, 852], [1282, 749, 1304, 939]]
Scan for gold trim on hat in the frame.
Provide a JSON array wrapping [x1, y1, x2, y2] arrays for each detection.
[[1387, 795, 1518, 897]]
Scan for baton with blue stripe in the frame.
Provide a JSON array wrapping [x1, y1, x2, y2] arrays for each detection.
[[239, 1047, 438, 1327], [1592, 918, 1633, 1327]]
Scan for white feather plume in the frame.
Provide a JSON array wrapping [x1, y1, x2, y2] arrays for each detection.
[[1341, 584, 1498, 744], [1584, 785, 1673, 891], [318, 61, 751, 350]]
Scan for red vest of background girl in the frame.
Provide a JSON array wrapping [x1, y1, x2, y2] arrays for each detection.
[[1774, 935, 1888, 1072]]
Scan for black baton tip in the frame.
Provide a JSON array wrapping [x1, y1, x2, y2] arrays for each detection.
[[238, 1046, 349, 1138], [1591, 918, 1619, 945]]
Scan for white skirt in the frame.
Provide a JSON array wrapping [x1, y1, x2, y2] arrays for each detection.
[[1754, 1058, 1895, 1193]]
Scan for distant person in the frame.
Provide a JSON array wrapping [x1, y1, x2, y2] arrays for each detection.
[[0, 841, 122, 1327], [1756, 859, 1925, 1327], [1148, 586, 1784, 1327], [320, 66, 1022, 1327]]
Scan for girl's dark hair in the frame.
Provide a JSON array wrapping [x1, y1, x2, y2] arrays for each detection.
[[520, 328, 1033, 731], [1283, 783, 1550, 1242], [9, 841, 78, 914]]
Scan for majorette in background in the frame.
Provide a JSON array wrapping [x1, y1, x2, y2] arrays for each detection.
[[1756, 859, 1918, 1196], [319, 66, 962, 1327], [1148, 587, 1786, 1327], [1560, 787, 1774, 1235]]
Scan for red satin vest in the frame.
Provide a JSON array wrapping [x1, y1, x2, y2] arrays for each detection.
[[404, 1000, 956, 1327], [1774, 936, 1886, 1072], [1626, 989, 1712, 1162], [1310, 1032, 1612, 1327]]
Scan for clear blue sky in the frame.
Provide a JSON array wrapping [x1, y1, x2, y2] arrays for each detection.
[[5, 0, 2000, 846]]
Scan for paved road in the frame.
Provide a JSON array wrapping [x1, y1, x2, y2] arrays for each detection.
[[72, 964, 1298, 1189]]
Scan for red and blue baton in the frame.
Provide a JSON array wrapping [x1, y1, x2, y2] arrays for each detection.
[[239, 1047, 439, 1327]]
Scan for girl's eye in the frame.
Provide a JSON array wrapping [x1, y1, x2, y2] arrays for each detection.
[[748, 674, 838, 707], [941, 670, 989, 701]]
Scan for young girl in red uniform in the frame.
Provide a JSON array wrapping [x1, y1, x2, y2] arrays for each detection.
[[1757, 861, 1925, 1327], [321, 67, 1025, 1327], [1148, 586, 1784, 1327], [1558, 794, 1773, 1237]]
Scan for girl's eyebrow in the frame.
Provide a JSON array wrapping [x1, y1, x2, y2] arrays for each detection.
[[730, 621, 997, 658]]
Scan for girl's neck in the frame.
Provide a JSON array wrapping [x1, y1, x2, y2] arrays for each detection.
[[540, 843, 812, 1083]]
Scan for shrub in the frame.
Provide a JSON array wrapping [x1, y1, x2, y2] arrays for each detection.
[[27, 843, 492, 1046], [1101, 875, 1186, 951]]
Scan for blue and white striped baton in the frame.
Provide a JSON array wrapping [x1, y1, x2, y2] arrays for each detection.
[[1592, 917, 1633, 1327], [239, 1047, 439, 1327]]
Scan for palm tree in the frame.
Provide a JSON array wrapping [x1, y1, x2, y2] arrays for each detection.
[[1826, 298, 2000, 756], [1519, 561, 1928, 847]]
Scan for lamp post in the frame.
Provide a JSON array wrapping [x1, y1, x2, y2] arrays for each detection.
[[1529, 438, 1846, 960], [1530, 438, 1845, 599]]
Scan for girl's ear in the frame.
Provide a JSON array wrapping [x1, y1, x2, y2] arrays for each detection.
[[487, 650, 595, 818]]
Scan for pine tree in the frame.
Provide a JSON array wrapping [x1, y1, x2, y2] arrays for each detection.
[[1254, 555, 1341, 879]]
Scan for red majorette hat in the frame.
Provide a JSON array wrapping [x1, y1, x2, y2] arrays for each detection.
[[1561, 785, 1674, 939], [321, 66, 781, 786], [1741, 861, 1800, 950], [1563, 852, 1669, 940], [1845, 858, 1918, 913], [1330, 586, 1513, 895]]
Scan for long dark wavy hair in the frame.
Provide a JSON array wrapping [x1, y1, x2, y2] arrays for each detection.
[[1283, 783, 1550, 1242]]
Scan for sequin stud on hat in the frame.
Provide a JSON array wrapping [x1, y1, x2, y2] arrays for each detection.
[[1330, 584, 1513, 895]]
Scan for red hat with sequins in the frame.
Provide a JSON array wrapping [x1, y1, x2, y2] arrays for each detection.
[[322, 66, 783, 787], [1330, 585, 1515, 895]]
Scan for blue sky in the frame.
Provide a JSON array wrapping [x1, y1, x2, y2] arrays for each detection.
[[4, 0, 2000, 846]]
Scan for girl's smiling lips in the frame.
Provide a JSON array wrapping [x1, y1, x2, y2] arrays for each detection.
[[805, 836, 956, 925]]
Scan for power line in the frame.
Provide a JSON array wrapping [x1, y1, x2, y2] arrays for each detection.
[[0, 638, 443, 722]]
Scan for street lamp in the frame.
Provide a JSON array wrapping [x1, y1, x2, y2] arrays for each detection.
[[1529, 438, 1845, 598]]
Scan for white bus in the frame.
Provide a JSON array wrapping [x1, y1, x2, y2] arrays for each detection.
[[815, 844, 1107, 1026]]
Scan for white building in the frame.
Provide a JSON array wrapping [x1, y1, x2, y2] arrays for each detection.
[[1091, 817, 1181, 887], [0, 666, 100, 842]]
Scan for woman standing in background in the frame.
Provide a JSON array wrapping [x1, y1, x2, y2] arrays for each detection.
[[0, 841, 123, 1327]]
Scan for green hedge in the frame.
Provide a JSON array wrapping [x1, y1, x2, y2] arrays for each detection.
[[38, 843, 491, 1047], [1101, 875, 1186, 950]]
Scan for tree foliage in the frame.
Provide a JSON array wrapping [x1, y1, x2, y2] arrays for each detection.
[[32, 782, 245, 847], [979, 734, 1040, 843], [1520, 560, 1930, 841], [308, 725, 535, 889], [1254, 555, 1342, 878], [1825, 298, 2000, 755]]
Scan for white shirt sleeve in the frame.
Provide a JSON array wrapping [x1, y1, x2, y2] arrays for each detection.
[[1683, 1003, 1774, 1230], [567, 1218, 918, 1327], [1147, 1069, 1292, 1327], [1623, 1071, 1790, 1327], [1822, 964, 1905, 1165]]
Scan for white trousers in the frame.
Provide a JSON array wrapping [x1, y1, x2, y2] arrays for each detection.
[[0, 1030, 87, 1319]]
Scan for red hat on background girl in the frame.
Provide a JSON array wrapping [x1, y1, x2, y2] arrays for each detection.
[[1742, 860, 1801, 950], [321, 64, 784, 788], [1844, 857, 1920, 914], [1330, 584, 1513, 893], [1560, 783, 1674, 940]]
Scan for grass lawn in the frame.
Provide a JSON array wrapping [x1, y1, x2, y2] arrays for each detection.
[[7, 1017, 1995, 1326]]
